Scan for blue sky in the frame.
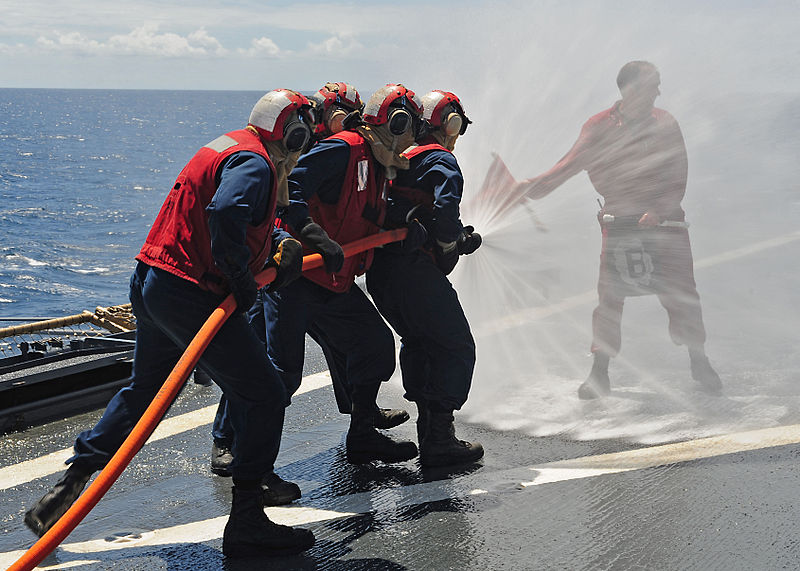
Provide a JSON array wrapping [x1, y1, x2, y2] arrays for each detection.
[[1, 0, 798, 94], [2, 0, 798, 181]]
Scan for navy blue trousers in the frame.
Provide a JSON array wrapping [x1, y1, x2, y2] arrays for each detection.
[[366, 249, 475, 410], [212, 277, 395, 458], [71, 263, 286, 482]]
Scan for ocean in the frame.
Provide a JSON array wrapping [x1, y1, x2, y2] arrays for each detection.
[[0, 89, 264, 319]]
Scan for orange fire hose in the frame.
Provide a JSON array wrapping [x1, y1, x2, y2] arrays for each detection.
[[8, 228, 408, 571]]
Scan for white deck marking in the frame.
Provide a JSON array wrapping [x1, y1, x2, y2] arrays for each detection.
[[0, 371, 332, 491], [477, 229, 800, 337], [693, 229, 800, 269], [520, 423, 800, 487], [2, 423, 798, 568], [0, 507, 354, 568]]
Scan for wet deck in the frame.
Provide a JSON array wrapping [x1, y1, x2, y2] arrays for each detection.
[[1, 357, 799, 570], [3, 228, 800, 570]]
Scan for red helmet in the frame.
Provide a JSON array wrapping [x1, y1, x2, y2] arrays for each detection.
[[309, 82, 363, 134], [248, 89, 314, 151], [363, 84, 423, 129], [310, 82, 363, 114], [420, 90, 472, 136]]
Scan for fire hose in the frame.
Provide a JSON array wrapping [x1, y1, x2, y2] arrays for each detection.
[[8, 228, 408, 571]]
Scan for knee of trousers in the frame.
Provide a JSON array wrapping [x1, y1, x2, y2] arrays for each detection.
[[214, 368, 288, 409]]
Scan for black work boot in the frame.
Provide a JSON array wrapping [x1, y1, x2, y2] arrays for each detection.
[[25, 465, 93, 537], [578, 352, 611, 400], [419, 409, 484, 467], [689, 349, 722, 394], [345, 383, 418, 464], [211, 442, 233, 477], [262, 471, 301, 506], [373, 406, 410, 430], [222, 485, 315, 558]]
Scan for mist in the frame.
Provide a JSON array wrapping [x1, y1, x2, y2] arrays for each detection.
[[395, 1, 800, 444]]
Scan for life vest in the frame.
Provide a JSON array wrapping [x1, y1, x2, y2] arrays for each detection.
[[299, 130, 387, 293], [136, 129, 277, 294], [389, 143, 452, 209]]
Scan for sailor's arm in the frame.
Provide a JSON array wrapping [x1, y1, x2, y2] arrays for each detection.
[[517, 121, 594, 200], [207, 152, 271, 278]]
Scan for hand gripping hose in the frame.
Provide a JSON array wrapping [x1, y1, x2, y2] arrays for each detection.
[[9, 228, 407, 571]]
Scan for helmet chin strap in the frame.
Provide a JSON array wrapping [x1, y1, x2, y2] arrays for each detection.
[[431, 129, 459, 151], [263, 139, 301, 207], [356, 123, 414, 180]]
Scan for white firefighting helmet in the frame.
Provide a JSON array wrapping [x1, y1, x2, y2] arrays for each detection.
[[248, 89, 314, 152], [363, 84, 424, 137], [309, 82, 363, 136], [421, 90, 471, 136]]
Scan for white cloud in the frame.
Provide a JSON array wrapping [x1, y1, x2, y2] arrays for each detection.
[[186, 28, 226, 55], [36, 31, 103, 54], [106, 24, 224, 57], [0, 41, 25, 54], [33, 24, 228, 57], [238, 37, 281, 58], [306, 34, 364, 57]]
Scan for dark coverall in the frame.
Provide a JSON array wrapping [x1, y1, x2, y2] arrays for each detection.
[[365, 143, 476, 410], [71, 151, 290, 483], [526, 101, 706, 356], [212, 137, 396, 458]]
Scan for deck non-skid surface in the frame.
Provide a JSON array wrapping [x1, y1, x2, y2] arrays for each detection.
[[1, 370, 799, 571]]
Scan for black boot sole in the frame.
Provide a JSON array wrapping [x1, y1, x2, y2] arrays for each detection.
[[211, 465, 232, 477], [345, 445, 418, 464], [263, 487, 301, 506], [373, 410, 411, 430], [419, 448, 484, 468], [222, 534, 315, 558], [24, 511, 48, 538]]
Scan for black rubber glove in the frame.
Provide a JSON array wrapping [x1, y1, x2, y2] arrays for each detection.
[[229, 270, 258, 314], [457, 225, 482, 255], [266, 238, 304, 292], [434, 240, 459, 275], [298, 219, 344, 273], [400, 219, 428, 253]]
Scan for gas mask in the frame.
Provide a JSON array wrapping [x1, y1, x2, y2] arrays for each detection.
[[356, 107, 418, 179], [248, 112, 310, 207]]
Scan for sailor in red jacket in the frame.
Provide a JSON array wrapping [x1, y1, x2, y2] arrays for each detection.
[[516, 61, 722, 399], [366, 90, 484, 468], [262, 84, 425, 465], [210, 83, 414, 498], [296, 81, 409, 426], [24, 89, 315, 559]]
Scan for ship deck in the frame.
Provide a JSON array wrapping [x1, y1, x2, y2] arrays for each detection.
[[1, 349, 799, 570]]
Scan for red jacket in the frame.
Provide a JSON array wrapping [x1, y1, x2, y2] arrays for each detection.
[[300, 130, 386, 292], [389, 142, 452, 209], [137, 129, 277, 294], [528, 102, 688, 221]]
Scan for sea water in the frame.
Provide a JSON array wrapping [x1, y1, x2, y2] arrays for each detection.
[[0, 88, 262, 318]]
